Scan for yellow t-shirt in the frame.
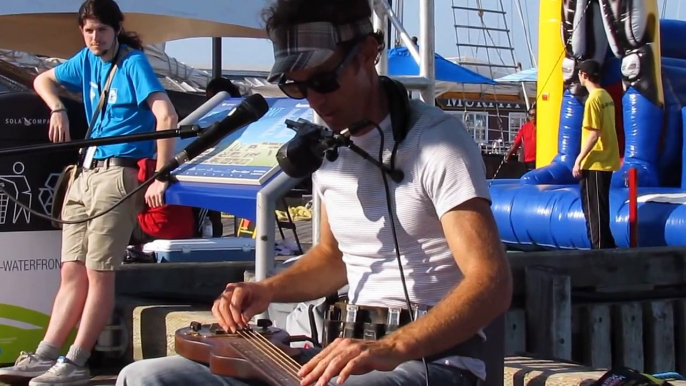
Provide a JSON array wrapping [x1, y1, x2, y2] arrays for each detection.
[[580, 88, 621, 171]]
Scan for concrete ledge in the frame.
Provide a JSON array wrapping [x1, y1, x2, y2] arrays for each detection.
[[505, 357, 605, 385], [116, 296, 213, 362], [116, 261, 253, 302], [112, 297, 686, 386], [504, 356, 686, 385]]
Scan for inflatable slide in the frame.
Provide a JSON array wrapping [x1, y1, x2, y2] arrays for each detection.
[[490, 0, 686, 249]]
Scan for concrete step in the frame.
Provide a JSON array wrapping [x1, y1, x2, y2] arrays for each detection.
[[108, 297, 686, 386], [115, 296, 213, 362], [504, 356, 686, 385], [116, 261, 253, 303], [112, 261, 293, 365]]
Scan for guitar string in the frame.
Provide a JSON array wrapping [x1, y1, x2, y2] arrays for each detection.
[[226, 335, 301, 386], [237, 329, 301, 375], [243, 331, 340, 386], [235, 329, 302, 380], [236, 331, 301, 384], [241, 329, 303, 370], [231, 331, 299, 381]]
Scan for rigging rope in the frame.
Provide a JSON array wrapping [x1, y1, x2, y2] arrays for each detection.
[[514, 0, 537, 68]]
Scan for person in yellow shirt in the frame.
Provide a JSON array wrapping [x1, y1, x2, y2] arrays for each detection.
[[573, 59, 620, 249]]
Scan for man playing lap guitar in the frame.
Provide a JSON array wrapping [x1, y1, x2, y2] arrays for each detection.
[[116, 1, 512, 385]]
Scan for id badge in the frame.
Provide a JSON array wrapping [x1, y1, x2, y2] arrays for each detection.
[[83, 146, 96, 169]]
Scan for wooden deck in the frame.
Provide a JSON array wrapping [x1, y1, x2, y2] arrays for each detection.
[[11, 356, 683, 386]]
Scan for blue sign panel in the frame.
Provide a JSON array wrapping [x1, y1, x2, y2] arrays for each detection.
[[173, 97, 312, 185]]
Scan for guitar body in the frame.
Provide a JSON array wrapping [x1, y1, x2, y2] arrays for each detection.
[[175, 322, 302, 386]]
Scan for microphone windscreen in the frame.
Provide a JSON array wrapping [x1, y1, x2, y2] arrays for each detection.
[[242, 94, 270, 120]]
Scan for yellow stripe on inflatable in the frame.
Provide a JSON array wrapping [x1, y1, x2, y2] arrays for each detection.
[[536, 0, 565, 168], [646, 0, 664, 107]]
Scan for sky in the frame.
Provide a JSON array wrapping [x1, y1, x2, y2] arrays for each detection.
[[165, 0, 685, 73]]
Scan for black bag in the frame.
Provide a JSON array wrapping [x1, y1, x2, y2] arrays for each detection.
[[594, 367, 674, 386], [51, 47, 129, 229]]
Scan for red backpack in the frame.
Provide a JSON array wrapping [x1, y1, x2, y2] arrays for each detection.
[[136, 159, 196, 240]]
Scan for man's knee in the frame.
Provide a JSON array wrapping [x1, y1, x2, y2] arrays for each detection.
[[86, 268, 116, 285], [115, 356, 224, 386], [60, 261, 87, 285], [338, 362, 471, 386], [116, 359, 165, 386], [116, 361, 144, 386]]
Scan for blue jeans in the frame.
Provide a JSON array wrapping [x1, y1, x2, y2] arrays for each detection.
[[115, 350, 476, 386]]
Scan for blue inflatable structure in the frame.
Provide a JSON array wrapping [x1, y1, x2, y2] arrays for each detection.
[[491, 19, 686, 250]]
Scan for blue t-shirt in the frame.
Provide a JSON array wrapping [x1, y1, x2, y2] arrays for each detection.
[[54, 46, 165, 160]]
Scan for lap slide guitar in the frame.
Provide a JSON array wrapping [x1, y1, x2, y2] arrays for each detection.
[[174, 320, 317, 386]]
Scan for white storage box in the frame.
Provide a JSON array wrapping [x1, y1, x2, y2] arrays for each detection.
[[142, 237, 256, 263]]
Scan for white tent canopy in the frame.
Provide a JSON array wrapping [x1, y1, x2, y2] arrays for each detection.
[[0, 0, 272, 59], [239, 77, 476, 99], [495, 68, 538, 83], [0, 43, 213, 92], [444, 56, 537, 97]]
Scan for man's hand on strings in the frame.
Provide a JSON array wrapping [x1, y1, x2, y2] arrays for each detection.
[[212, 281, 273, 333], [297, 338, 408, 386]]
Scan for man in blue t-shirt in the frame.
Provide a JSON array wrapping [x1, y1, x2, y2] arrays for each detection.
[[0, 1, 178, 385]]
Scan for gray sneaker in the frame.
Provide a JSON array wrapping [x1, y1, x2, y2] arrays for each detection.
[[28, 356, 90, 386], [0, 351, 56, 383]]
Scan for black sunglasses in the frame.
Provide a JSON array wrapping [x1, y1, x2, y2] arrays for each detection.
[[277, 42, 362, 100]]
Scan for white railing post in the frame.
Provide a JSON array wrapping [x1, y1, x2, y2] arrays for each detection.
[[372, 0, 388, 75], [418, 0, 435, 105]]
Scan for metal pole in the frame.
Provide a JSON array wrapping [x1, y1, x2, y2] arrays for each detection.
[[254, 183, 276, 321], [211, 37, 222, 79], [395, 0, 404, 47], [254, 193, 275, 285], [310, 113, 325, 245], [373, 0, 389, 75], [387, 0, 393, 49], [419, 0, 435, 104], [521, 82, 531, 111], [254, 172, 303, 320], [375, 0, 421, 64]]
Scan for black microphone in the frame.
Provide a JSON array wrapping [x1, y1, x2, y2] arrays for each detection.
[[156, 94, 270, 179], [276, 118, 405, 183]]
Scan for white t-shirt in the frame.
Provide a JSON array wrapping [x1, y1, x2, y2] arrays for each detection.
[[312, 100, 490, 308], [312, 100, 491, 380]]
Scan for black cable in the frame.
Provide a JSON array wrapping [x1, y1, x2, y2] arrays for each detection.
[[0, 167, 166, 225], [372, 124, 431, 386]]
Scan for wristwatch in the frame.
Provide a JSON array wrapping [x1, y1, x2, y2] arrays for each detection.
[[154, 170, 170, 182]]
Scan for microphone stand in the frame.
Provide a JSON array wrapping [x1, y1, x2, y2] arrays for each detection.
[[0, 124, 204, 158]]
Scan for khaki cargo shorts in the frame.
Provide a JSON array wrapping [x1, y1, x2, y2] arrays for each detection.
[[61, 165, 144, 271]]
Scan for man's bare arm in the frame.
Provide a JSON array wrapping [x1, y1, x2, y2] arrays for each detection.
[[34, 69, 66, 111], [263, 201, 347, 303], [147, 92, 178, 170], [383, 197, 512, 359]]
